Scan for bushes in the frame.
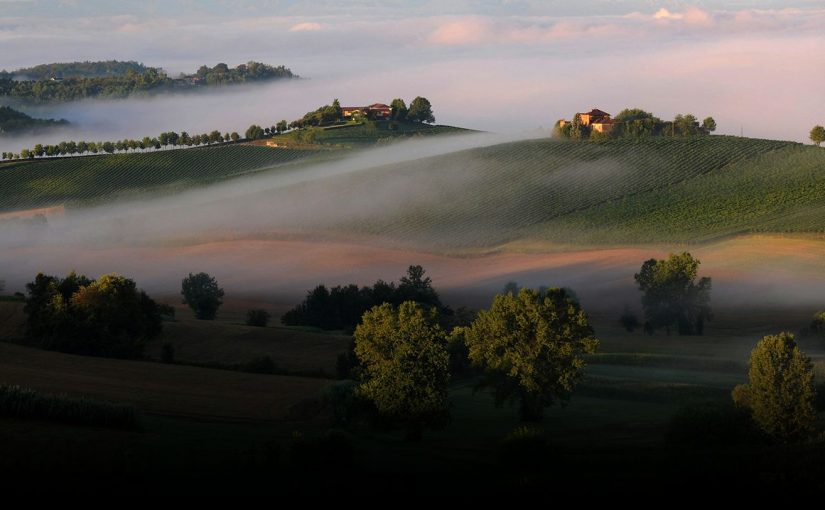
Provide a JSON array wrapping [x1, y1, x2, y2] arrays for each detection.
[[246, 309, 271, 327], [0, 384, 140, 429]]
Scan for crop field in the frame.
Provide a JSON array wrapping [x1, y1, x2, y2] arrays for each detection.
[[0, 144, 323, 212], [267, 136, 825, 247]]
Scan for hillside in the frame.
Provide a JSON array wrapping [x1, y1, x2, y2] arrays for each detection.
[[261, 135, 825, 247], [0, 106, 68, 136], [4, 60, 151, 80], [0, 144, 327, 211], [3, 135, 825, 247]]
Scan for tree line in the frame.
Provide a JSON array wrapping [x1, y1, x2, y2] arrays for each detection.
[[0, 61, 297, 103], [555, 108, 717, 141], [2, 129, 242, 161]]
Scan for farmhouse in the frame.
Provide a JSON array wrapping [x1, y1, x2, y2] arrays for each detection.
[[342, 103, 393, 119], [558, 108, 614, 132]]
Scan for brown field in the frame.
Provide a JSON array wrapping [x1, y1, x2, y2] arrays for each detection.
[[0, 341, 330, 422], [148, 303, 350, 373]]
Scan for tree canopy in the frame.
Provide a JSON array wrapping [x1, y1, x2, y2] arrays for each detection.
[[463, 287, 598, 421], [634, 252, 712, 335], [181, 272, 225, 320], [23, 272, 162, 358], [407, 96, 435, 124], [282, 265, 446, 331], [738, 332, 816, 442], [810, 125, 825, 146], [354, 301, 450, 439]]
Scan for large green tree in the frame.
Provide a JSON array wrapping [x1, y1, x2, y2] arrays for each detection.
[[181, 272, 224, 320], [390, 98, 408, 121], [634, 252, 712, 335], [740, 332, 816, 441], [23, 272, 162, 358], [464, 287, 598, 421], [354, 301, 450, 440], [407, 96, 435, 124], [810, 125, 825, 146]]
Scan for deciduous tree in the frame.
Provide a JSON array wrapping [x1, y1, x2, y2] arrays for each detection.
[[634, 252, 712, 335], [464, 288, 598, 421], [354, 301, 450, 440], [181, 272, 224, 320]]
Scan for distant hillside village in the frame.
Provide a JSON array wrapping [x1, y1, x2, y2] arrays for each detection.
[[556, 107, 716, 140]]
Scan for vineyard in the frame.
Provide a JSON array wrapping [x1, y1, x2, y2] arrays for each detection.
[[0, 144, 324, 211], [261, 135, 825, 247], [3, 134, 824, 247]]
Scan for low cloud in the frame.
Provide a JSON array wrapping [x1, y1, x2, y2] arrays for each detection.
[[289, 21, 322, 32]]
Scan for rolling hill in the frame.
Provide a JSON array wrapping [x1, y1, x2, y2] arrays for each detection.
[[2, 133, 825, 247], [256, 135, 825, 247]]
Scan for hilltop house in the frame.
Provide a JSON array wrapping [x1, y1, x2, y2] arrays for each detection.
[[558, 108, 615, 133], [342, 103, 393, 120]]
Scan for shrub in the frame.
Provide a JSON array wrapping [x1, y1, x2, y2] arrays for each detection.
[[0, 384, 140, 429], [320, 380, 376, 428], [497, 426, 551, 472], [246, 309, 271, 327]]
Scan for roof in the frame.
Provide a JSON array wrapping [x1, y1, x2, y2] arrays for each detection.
[[368, 103, 391, 109], [582, 108, 611, 117]]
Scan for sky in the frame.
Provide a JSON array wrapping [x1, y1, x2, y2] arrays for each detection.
[[1, 0, 824, 146]]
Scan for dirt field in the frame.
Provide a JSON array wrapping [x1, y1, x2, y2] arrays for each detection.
[[0, 342, 330, 421]]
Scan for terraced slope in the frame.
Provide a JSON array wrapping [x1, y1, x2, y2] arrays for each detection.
[[0, 145, 323, 212]]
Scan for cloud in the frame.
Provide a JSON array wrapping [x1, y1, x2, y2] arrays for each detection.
[[426, 17, 492, 45], [289, 22, 322, 32]]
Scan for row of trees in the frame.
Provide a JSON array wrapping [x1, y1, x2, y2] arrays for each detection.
[[555, 108, 716, 141], [281, 265, 446, 331], [244, 120, 289, 141], [2, 129, 242, 161]]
